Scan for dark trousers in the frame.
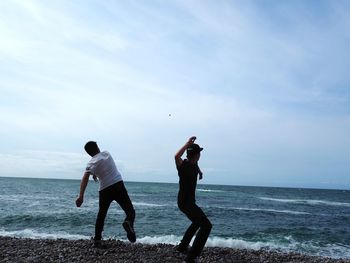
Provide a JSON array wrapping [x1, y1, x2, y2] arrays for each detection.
[[95, 181, 135, 240], [178, 202, 212, 258]]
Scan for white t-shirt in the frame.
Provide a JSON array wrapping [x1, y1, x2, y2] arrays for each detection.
[[85, 151, 123, 191]]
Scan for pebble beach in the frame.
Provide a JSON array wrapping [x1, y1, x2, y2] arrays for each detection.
[[1, 237, 349, 263]]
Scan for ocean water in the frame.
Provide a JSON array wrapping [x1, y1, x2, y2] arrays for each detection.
[[0, 177, 349, 259]]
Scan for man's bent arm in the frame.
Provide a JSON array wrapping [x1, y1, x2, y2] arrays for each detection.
[[198, 167, 203, 180]]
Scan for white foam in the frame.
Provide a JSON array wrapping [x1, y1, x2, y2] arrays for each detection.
[[259, 197, 350, 207], [197, 189, 225, 193], [206, 236, 271, 250], [231, 207, 310, 215], [135, 235, 350, 258], [133, 202, 168, 207], [210, 206, 310, 215], [0, 229, 90, 240], [136, 235, 180, 245], [279, 235, 350, 259], [135, 235, 268, 250]]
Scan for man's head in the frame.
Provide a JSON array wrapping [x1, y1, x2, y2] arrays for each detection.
[[186, 143, 203, 162], [84, 141, 100, 157]]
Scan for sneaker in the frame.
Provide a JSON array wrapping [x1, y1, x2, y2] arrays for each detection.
[[176, 244, 189, 254], [184, 253, 199, 263], [93, 240, 108, 249], [184, 256, 199, 263], [122, 220, 136, 243]]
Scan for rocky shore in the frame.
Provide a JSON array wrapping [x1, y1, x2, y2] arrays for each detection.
[[0, 236, 349, 263]]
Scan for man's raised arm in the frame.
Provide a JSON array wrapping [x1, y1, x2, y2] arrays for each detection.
[[175, 136, 196, 167]]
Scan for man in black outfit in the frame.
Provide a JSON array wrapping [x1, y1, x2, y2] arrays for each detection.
[[175, 136, 212, 263]]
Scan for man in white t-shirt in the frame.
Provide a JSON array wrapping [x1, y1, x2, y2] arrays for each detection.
[[76, 141, 136, 246]]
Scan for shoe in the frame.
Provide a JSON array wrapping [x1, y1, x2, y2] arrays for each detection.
[[93, 240, 108, 249], [176, 244, 189, 254], [184, 256, 199, 263], [122, 220, 136, 243], [185, 253, 199, 263]]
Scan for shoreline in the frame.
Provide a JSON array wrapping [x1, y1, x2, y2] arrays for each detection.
[[1, 237, 349, 263]]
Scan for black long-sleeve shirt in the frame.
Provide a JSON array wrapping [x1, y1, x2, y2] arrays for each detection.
[[177, 159, 200, 206]]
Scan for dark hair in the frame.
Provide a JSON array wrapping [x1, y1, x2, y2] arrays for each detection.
[[187, 151, 200, 160], [84, 141, 99, 157], [186, 144, 203, 160]]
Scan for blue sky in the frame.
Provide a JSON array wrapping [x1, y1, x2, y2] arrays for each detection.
[[0, 0, 349, 189]]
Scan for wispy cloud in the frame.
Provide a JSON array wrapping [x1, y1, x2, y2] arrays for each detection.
[[0, 151, 86, 178]]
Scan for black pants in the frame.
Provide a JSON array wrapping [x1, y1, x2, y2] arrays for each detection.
[[178, 201, 212, 258], [95, 181, 135, 240]]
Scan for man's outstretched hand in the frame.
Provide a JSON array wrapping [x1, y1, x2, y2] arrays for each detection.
[[188, 136, 196, 145], [75, 196, 83, 207]]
